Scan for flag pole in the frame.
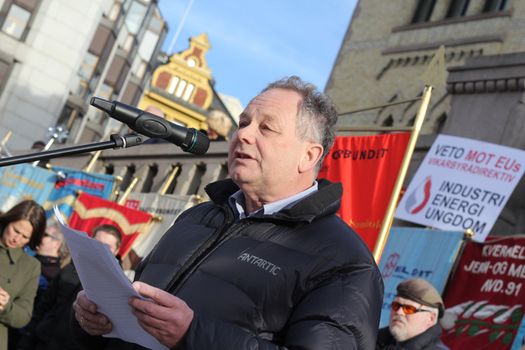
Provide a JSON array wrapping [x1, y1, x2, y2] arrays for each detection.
[[118, 176, 140, 205], [372, 85, 433, 263], [158, 165, 180, 195], [83, 150, 102, 172]]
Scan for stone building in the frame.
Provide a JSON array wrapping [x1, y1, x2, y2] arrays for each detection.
[[0, 0, 167, 148], [326, 0, 516, 133], [325, 0, 525, 235]]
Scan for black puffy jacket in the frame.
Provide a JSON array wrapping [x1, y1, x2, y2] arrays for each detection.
[[74, 179, 383, 349]]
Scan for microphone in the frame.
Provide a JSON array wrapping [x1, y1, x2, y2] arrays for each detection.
[[90, 97, 210, 155]]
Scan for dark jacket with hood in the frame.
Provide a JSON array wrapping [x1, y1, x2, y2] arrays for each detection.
[[376, 324, 449, 350], [73, 179, 384, 349]]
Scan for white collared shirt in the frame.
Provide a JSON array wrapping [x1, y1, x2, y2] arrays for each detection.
[[228, 181, 318, 220]]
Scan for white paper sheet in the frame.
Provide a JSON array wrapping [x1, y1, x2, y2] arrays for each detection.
[[54, 207, 167, 350]]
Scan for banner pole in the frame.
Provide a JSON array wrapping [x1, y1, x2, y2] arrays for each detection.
[[118, 176, 140, 205], [441, 229, 473, 298], [83, 150, 102, 172], [373, 85, 433, 263], [158, 165, 180, 195]]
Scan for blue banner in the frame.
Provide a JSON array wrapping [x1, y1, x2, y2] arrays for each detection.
[[378, 227, 464, 327], [44, 166, 115, 220], [0, 164, 56, 212]]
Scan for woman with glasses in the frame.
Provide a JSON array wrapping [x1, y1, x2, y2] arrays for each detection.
[[0, 200, 46, 350]]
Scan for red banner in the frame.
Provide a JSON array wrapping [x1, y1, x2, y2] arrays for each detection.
[[442, 236, 525, 349], [317, 133, 410, 250], [69, 193, 153, 257]]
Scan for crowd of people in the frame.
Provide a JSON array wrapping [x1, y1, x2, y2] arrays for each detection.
[[0, 76, 462, 350]]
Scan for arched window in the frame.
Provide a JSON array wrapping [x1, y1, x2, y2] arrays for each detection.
[[411, 0, 436, 23], [435, 113, 447, 134], [382, 115, 394, 127], [446, 0, 470, 18], [483, 0, 507, 12]]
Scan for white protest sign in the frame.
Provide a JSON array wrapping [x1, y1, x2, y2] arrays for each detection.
[[395, 134, 525, 241]]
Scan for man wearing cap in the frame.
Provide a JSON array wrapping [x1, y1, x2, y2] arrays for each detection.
[[376, 278, 449, 350]]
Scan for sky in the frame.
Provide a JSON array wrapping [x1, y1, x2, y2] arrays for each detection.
[[157, 0, 357, 108]]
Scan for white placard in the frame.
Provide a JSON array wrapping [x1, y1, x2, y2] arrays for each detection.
[[53, 207, 167, 350], [395, 134, 525, 241]]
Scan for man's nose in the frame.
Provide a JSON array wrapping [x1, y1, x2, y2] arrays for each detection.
[[236, 124, 256, 144], [394, 305, 405, 315]]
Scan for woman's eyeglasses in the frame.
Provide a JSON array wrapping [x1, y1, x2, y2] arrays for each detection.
[[391, 301, 431, 315], [44, 232, 60, 241]]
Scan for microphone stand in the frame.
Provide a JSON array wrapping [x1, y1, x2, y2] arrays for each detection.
[[0, 134, 144, 168]]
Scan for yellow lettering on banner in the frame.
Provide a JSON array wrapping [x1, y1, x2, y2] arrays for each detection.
[[4, 172, 44, 190], [2, 179, 17, 188], [347, 219, 382, 229]]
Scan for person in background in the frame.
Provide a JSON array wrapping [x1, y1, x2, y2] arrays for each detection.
[[0, 200, 46, 350], [207, 110, 232, 141], [376, 278, 449, 350], [34, 219, 68, 301], [16, 224, 122, 350], [72, 76, 383, 349]]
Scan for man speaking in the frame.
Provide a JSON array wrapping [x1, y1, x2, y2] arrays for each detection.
[[72, 76, 383, 349]]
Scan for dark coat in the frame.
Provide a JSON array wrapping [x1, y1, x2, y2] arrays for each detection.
[[73, 179, 384, 349], [17, 263, 82, 350], [376, 324, 449, 350]]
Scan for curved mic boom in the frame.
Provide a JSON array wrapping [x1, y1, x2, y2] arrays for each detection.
[[90, 97, 210, 155]]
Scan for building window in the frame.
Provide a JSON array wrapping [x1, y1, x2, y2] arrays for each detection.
[[78, 52, 99, 81], [483, 0, 507, 12], [107, 0, 122, 22], [0, 0, 40, 41], [167, 76, 179, 94], [131, 59, 147, 80], [125, 0, 147, 35], [446, 0, 470, 18], [2, 4, 30, 39], [122, 33, 134, 52], [382, 115, 394, 127], [182, 83, 194, 101], [175, 79, 187, 98], [411, 0, 436, 23]]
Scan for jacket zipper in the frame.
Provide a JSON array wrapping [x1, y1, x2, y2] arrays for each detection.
[[165, 205, 239, 294]]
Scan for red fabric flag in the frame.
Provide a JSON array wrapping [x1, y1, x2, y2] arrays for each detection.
[[441, 236, 525, 350], [317, 133, 410, 250], [69, 192, 153, 257]]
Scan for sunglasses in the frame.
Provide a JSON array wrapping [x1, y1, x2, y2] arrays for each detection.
[[391, 301, 431, 315]]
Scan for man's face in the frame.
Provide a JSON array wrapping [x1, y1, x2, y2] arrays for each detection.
[[389, 296, 437, 342], [37, 226, 62, 255], [94, 230, 120, 256], [1, 220, 33, 249], [228, 88, 316, 196]]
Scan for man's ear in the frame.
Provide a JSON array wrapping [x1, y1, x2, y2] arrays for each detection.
[[299, 143, 323, 173], [427, 310, 438, 327]]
